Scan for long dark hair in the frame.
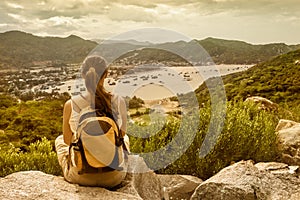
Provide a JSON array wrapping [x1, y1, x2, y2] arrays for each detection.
[[81, 55, 115, 119]]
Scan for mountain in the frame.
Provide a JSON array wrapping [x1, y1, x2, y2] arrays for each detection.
[[107, 38, 300, 65], [103, 39, 152, 46], [0, 31, 97, 69], [198, 37, 300, 64], [0, 31, 300, 69], [195, 48, 300, 107]]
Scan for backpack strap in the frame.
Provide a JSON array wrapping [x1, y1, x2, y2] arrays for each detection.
[[72, 94, 89, 112]]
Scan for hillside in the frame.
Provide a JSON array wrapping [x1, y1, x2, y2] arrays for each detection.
[[0, 31, 300, 69], [0, 31, 97, 69], [101, 38, 300, 65], [199, 37, 300, 64], [195, 49, 300, 107]]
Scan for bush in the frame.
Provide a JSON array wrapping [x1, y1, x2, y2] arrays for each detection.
[[128, 96, 144, 109], [0, 138, 62, 177], [129, 101, 280, 179]]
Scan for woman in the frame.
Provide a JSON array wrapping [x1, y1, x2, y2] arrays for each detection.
[[55, 55, 129, 187]]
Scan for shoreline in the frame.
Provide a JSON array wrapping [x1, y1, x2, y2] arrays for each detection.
[[31, 64, 253, 101], [109, 64, 253, 100]]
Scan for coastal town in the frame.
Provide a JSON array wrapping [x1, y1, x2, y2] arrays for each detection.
[[0, 62, 252, 101]]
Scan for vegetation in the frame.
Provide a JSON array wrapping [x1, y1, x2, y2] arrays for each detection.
[[0, 138, 61, 177], [0, 31, 97, 69], [199, 37, 300, 64], [195, 48, 300, 122], [0, 95, 65, 150], [0, 95, 65, 177], [126, 96, 145, 109], [129, 101, 280, 179], [0, 92, 299, 179], [0, 94, 288, 179]]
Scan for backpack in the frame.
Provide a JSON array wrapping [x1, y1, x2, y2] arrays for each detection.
[[68, 104, 125, 174]]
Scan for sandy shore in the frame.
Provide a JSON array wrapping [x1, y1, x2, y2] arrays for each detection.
[[108, 65, 253, 100]]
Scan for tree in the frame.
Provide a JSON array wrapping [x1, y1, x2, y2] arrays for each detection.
[[128, 96, 144, 109]]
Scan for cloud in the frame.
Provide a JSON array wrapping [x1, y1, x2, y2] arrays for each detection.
[[0, 0, 299, 44], [6, 2, 24, 9], [206, 0, 300, 17], [107, 3, 157, 22], [2, 0, 299, 22]]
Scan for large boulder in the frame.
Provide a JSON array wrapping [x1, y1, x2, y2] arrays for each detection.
[[191, 160, 300, 200], [116, 155, 162, 200], [158, 174, 203, 200], [245, 96, 278, 111], [276, 119, 300, 166], [0, 171, 141, 200], [0, 155, 163, 200]]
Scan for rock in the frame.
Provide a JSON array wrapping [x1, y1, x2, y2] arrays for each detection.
[[276, 119, 300, 166], [116, 155, 163, 200], [275, 119, 299, 132], [117, 171, 162, 200], [157, 174, 203, 200], [255, 162, 299, 176], [0, 155, 163, 200], [245, 96, 278, 111], [0, 171, 141, 200], [191, 160, 300, 200]]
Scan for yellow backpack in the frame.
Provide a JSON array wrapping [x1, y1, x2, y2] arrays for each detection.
[[69, 106, 125, 174]]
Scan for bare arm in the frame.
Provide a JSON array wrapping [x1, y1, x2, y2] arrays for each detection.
[[63, 99, 73, 146]]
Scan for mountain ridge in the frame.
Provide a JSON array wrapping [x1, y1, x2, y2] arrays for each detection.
[[0, 30, 97, 69], [0, 30, 300, 69]]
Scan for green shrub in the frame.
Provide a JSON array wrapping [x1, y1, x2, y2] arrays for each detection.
[[0, 138, 61, 177], [0, 97, 64, 148], [129, 101, 280, 179], [127, 96, 145, 109]]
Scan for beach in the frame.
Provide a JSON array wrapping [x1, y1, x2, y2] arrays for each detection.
[[108, 64, 253, 100]]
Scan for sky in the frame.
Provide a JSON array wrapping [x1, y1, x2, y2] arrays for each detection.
[[0, 0, 300, 44]]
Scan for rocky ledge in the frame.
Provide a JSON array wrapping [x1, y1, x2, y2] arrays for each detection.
[[0, 160, 299, 200]]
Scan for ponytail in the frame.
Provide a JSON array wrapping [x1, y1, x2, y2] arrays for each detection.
[[82, 55, 117, 119], [85, 67, 98, 94]]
